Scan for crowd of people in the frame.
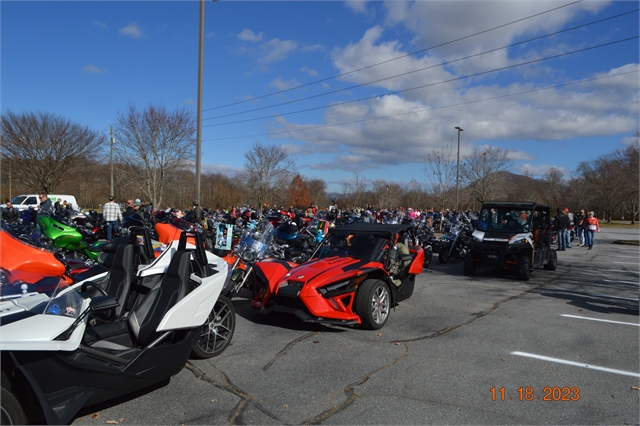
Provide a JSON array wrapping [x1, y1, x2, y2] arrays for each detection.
[[0, 192, 606, 251], [554, 207, 600, 250]]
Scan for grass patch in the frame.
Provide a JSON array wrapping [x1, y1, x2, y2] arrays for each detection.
[[599, 221, 639, 229]]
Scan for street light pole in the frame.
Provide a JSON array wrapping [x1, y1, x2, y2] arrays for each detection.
[[195, 0, 205, 206], [454, 126, 463, 212]]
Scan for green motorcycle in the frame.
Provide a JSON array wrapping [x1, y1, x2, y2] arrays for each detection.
[[37, 215, 105, 262]]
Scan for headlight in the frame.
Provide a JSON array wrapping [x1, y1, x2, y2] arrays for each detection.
[[510, 237, 530, 245]]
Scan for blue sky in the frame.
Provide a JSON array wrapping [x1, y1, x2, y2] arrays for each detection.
[[2, 0, 638, 193]]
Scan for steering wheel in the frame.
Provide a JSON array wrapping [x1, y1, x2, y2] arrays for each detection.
[[81, 280, 108, 296]]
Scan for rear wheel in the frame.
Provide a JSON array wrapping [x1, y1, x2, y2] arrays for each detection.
[[544, 249, 558, 271], [1, 386, 27, 426], [516, 255, 531, 281], [355, 279, 390, 330], [463, 255, 476, 276], [191, 295, 236, 359]]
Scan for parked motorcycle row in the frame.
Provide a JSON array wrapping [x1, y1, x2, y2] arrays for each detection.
[[0, 203, 468, 425]]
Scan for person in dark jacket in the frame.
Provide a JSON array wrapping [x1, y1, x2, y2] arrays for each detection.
[[554, 208, 570, 251], [1, 200, 20, 224], [38, 194, 53, 215]]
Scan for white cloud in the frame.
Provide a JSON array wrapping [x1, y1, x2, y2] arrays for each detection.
[[268, 64, 638, 172], [300, 67, 319, 77], [269, 77, 300, 90], [344, 1, 369, 15], [201, 163, 242, 176], [258, 38, 297, 64], [83, 64, 106, 74], [238, 29, 263, 42], [119, 22, 145, 39], [515, 163, 570, 178], [92, 21, 107, 29]]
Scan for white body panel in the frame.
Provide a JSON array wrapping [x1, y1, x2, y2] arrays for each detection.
[[0, 298, 90, 351]]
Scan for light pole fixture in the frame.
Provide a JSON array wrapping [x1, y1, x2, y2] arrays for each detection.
[[454, 126, 463, 212]]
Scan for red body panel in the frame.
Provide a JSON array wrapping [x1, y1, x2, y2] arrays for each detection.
[[155, 223, 196, 246], [408, 245, 424, 275], [251, 256, 381, 322], [0, 230, 66, 277]]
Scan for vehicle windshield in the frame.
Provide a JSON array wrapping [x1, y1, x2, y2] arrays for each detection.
[[476, 207, 532, 233], [316, 233, 387, 262], [235, 221, 275, 262], [10, 195, 27, 204], [1, 268, 69, 300]]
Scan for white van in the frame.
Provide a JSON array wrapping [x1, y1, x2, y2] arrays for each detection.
[[1, 194, 79, 211]]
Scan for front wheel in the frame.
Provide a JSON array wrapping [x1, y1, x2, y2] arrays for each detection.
[[463, 255, 476, 276], [438, 246, 451, 264], [191, 295, 236, 359], [355, 279, 391, 330], [544, 249, 558, 271], [423, 246, 433, 268], [516, 255, 531, 281], [1, 386, 27, 426]]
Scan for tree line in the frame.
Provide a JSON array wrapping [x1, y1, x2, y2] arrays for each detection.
[[1, 108, 638, 223]]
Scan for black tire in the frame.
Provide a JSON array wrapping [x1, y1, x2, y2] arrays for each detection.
[[516, 255, 531, 281], [355, 279, 391, 330], [191, 295, 236, 359], [423, 247, 433, 268], [463, 255, 476, 276], [544, 249, 558, 271], [438, 247, 451, 264], [1, 386, 27, 426]]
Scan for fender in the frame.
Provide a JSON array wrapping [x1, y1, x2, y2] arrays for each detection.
[[251, 259, 295, 308]]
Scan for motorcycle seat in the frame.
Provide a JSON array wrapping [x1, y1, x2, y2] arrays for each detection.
[[83, 250, 191, 352]]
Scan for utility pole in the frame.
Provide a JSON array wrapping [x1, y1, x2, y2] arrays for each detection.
[[454, 126, 463, 212], [195, 0, 205, 206], [110, 126, 114, 198]]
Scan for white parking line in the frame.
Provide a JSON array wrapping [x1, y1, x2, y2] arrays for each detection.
[[589, 293, 639, 302], [604, 279, 639, 285], [561, 314, 640, 326], [511, 352, 640, 377], [607, 270, 640, 274]]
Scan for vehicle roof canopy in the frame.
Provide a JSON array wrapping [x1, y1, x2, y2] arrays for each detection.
[[330, 223, 412, 239], [480, 201, 549, 211]]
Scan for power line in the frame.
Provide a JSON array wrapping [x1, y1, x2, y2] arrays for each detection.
[[202, 36, 638, 128], [202, 0, 585, 114], [203, 8, 638, 122], [203, 69, 639, 142]]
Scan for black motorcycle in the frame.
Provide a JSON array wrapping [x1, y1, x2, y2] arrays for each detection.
[[438, 223, 473, 264]]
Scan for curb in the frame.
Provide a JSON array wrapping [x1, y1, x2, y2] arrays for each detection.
[[612, 240, 640, 246]]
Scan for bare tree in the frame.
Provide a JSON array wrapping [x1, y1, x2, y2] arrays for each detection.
[[424, 144, 457, 211], [112, 104, 196, 208], [1, 110, 105, 193], [460, 147, 512, 203], [541, 167, 566, 209], [306, 178, 331, 208], [239, 142, 294, 209]]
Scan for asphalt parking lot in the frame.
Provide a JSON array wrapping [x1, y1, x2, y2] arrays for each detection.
[[73, 227, 639, 425]]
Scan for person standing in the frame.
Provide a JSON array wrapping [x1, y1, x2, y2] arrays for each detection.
[[554, 208, 569, 251], [102, 196, 123, 241], [574, 209, 586, 246], [1, 200, 20, 224], [123, 199, 135, 217], [583, 211, 600, 250], [38, 193, 53, 215], [565, 208, 574, 248]]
